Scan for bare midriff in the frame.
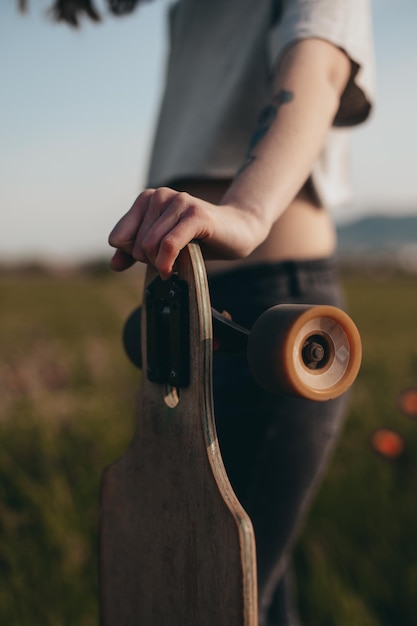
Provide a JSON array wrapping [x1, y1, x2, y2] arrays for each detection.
[[170, 178, 337, 274]]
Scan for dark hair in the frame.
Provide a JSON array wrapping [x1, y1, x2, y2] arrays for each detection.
[[18, 0, 148, 27]]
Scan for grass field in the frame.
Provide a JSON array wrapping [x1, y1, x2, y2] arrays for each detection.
[[1, 264, 416, 625]]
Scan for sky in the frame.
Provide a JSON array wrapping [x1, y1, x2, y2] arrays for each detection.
[[1, 0, 417, 262]]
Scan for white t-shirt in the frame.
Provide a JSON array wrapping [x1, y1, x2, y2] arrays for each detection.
[[147, 0, 375, 209]]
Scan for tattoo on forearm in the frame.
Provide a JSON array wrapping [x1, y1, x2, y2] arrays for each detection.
[[236, 89, 294, 176]]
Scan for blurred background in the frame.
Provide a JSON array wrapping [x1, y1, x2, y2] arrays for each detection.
[[1, 1, 417, 624]]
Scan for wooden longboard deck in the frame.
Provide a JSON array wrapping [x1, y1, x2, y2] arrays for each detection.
[[99, 243, 258, 626]]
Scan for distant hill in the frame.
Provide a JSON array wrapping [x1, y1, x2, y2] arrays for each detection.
[[335, 214, 417, 273], [336, 215, 417, 253]]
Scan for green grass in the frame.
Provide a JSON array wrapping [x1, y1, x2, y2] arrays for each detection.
[[295, 274, 417, 626], [1, 267, 417, 625], [0, 269, 143, 626]]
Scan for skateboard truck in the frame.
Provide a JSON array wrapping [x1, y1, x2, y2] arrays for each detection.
[[123, 301, 250, 372], [124, 295, 361, 401], [123, 247, 362, 402]]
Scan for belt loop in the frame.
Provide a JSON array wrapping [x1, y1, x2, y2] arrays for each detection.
[[284, 261, 301, 298]]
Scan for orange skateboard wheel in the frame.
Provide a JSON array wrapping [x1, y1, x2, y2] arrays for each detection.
[[247, 304, 362, 401]]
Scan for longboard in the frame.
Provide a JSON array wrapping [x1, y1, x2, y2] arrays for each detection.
[[99, 242, 258, 625]]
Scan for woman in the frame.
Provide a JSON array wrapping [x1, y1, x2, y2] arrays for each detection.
[[38, 1, 375, 623]]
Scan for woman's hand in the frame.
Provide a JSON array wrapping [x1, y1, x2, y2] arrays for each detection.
[[108, 187, 267, 279]]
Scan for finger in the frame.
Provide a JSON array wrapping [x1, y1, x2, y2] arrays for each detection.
[[108, 189, 154, 253], [154, 208, 210, 279], [110, 249, 137, 272], [136, 192, 197, 273], [131, 187, 179, 261]]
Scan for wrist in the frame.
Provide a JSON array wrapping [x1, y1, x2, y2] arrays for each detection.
[[220, 199, 273, 258]]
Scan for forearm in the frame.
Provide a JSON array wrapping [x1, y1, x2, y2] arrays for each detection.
[[222, 38, 351, 236]]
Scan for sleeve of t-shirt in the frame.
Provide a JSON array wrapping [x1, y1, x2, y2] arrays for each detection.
[[268, 0, 376, 126]]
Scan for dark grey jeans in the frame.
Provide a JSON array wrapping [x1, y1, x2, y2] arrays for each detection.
[[208, 258, 347, 626]]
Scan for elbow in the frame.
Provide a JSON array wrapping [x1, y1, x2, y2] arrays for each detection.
[[327, 47, 352, 97], [280, 38, 352, 99]]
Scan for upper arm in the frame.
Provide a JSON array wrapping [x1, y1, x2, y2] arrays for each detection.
[[277, 37, 352, 99], [268, 0, 375, 126]]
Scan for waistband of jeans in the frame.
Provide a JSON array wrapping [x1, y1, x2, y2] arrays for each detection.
[[208, 256, 338, 290]]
